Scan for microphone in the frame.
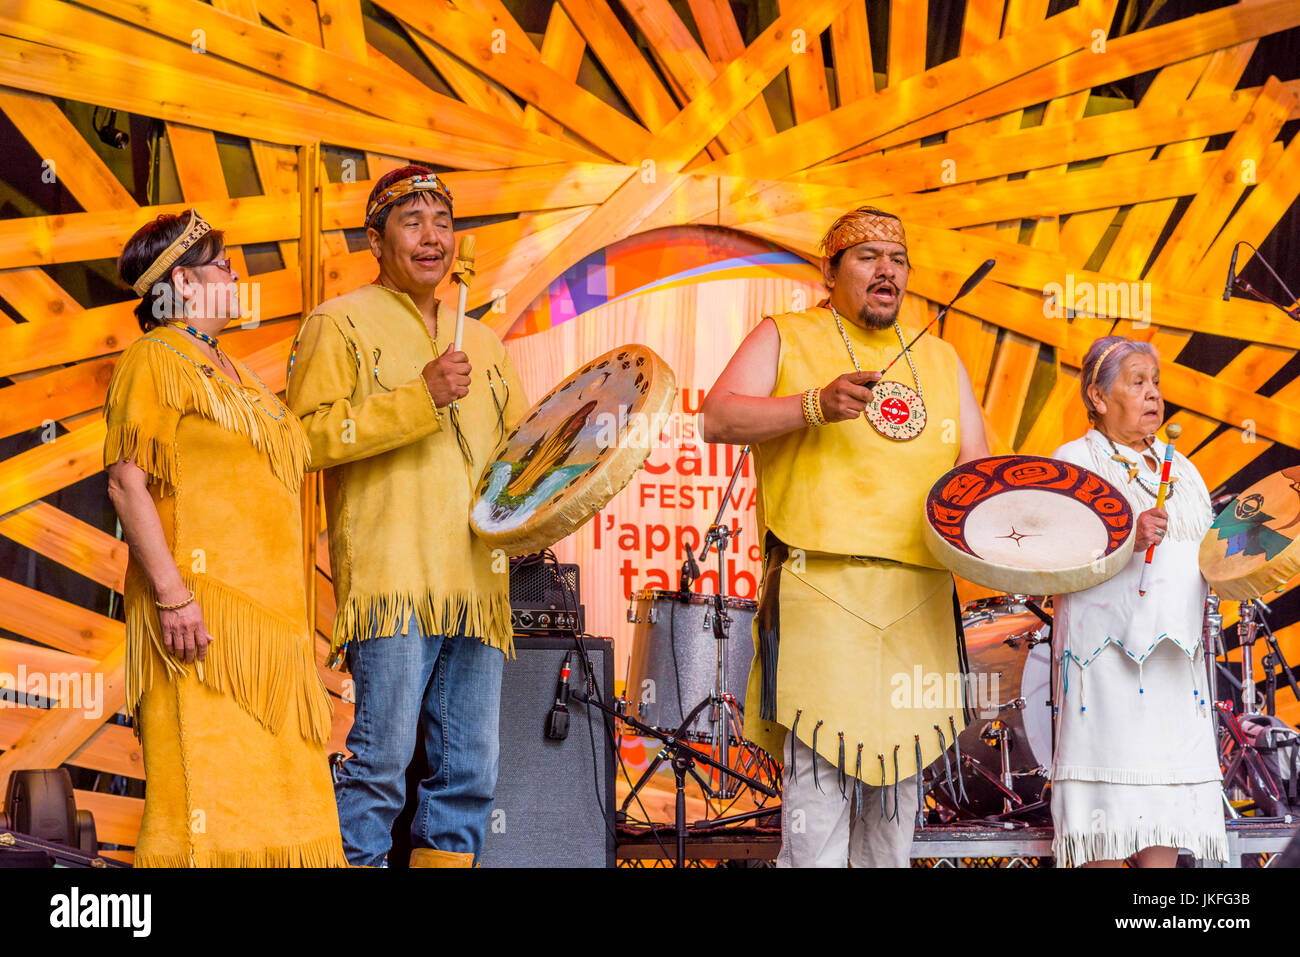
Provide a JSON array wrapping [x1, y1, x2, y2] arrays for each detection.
[[679, 548, 700, 599], [544, 652, 572, 740], [1224, 243, 1239, 302]]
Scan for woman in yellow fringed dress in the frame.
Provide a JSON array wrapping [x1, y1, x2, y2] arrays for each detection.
[[105, 210, 346, 867]]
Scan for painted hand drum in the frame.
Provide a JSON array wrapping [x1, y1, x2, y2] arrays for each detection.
[[1199, 467, 1300, 601], [923, 455, 1135, 595], [470, 344, 676, 556]]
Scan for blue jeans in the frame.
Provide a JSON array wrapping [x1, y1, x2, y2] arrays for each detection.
[[334, 612, 503, 866]]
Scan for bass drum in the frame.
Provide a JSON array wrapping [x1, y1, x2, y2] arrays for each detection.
[[923, 596, 1055, 821], [624, 590, 756, 742]]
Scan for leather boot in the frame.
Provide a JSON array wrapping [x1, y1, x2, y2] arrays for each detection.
[[409, 847, 474, 868]]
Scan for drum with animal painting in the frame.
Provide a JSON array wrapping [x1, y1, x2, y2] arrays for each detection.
[[470, 344, 677, 556]]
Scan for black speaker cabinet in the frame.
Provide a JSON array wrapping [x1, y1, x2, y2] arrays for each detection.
[[481, 636, 616, 868], [390, 636, 617, 867]]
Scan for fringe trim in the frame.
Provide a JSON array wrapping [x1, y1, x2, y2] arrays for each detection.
[[126, 573, 333, 746], [135, 833, 348, 868], [104, 421, 178, 494], [1082, 430, 1212, 542], [137, 337, 309, 492], [333, 588, 516, 658], [1053, 827, 1229, 868], [1054, 766, 1221, 785]]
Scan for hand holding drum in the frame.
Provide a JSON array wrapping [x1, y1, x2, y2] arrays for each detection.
[[820, 370, 882, 422]]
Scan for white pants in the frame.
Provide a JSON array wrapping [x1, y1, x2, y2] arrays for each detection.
[[777, 733, 917, 868]]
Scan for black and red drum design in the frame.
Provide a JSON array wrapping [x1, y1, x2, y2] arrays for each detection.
[[923, 455, 1136, 594], [865, 380, 926, 441]]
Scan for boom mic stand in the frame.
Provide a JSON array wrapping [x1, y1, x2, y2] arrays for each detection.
[[1222, 241, 1299, 321], [570, 674, 778, 867]]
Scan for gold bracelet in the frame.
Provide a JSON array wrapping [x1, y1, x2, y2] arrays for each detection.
[[802, 388, 825, 428], [156, 592, 194, 611]]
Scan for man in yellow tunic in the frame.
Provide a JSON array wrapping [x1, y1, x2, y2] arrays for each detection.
[[287, 167, 528, 867], [700, 208, 991, 867]]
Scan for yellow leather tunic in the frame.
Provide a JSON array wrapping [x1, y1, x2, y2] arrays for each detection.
[[286, 284, 529, 658], [744, 306, 970, 786]]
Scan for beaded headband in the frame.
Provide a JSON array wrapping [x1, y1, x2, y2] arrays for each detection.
[[1089, 340, 1126, 389], [820, 209, 908, 258], [364, 172, 454, 230], [131, 209, 213, 296]]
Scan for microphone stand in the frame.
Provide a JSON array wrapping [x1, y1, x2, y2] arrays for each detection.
[[695, 444, 751, 792], [1224, 241, 1299, 321], [569, 682, 777, 867]]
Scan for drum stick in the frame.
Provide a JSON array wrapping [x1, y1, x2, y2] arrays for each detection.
[[451, 234, 476, 352], [1138, 422, 1181, 596], [880, 259, 994, 377]]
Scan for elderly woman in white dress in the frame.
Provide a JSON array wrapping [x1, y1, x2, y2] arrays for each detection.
[[1049, 335, 1227, 867]]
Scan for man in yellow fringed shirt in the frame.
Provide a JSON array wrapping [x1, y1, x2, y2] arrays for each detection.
[[287, 166, 528, 867], [700, 207, 991, 867]]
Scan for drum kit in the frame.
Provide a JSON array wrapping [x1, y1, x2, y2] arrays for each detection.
[[469, 339, 1300, 845]]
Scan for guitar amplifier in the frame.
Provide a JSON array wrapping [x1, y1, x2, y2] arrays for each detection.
[[481, 635, 616, 867], [509, 555, 584, 635]]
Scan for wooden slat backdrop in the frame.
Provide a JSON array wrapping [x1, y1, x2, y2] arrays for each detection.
[[0, 0, 1298, 854]]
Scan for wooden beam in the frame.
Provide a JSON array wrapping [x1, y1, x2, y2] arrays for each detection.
[[0, 31, 556, 171], [794, 86, 1266, 190], [0, 266, 83, 324], [67, 0, 588, 163], [396, 23, 526, 126], [385, 0, 654, 163], [560, 0, 679, 132], [494, 0, 855, 329], [830, 0, 875, 104], [0, 89, 136, 212], [0, 422, 105, 519], [840, 0, 1299, 157], [316, 0, 368, 61], [1146, 77, 1296, 289], [621, 0, 772, 150], [0, 501, 126, 592], [684, 0, 778, 133], [703, 1, 1094, 179], [522, 3, 587, 137], [781, 0, 832, 121], [887, 0, 928, 86], [0, 577, 123, 660]]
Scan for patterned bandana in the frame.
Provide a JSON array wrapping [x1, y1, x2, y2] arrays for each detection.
[[364, 172, 454, 229], [820, 208, 908, 259], [131, 209, 213, 296]]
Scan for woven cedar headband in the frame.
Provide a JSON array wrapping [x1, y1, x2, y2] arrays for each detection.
[[820, 210, 907, 259], [364, 173, 454, 229], [131, 209, 213, 296]]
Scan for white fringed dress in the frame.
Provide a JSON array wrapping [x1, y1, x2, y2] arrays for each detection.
[[1049, 429, 1228, 866]]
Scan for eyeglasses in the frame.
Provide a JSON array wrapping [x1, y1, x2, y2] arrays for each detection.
[[205, 257, 234, 274]]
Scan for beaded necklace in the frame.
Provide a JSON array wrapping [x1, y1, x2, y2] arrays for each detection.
[[1099, 430, 1177, 500], [829, 303, 927, 440]]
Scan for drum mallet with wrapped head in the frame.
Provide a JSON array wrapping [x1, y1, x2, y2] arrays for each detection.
[[1138, 422, 1181, 596]]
